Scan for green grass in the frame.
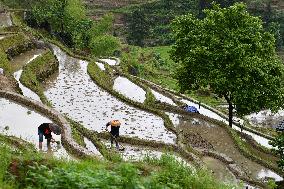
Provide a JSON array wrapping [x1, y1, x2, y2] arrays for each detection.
[[0, 49, 11, 74], [0, 133, 236, 189], [0, 33, 28, 52]]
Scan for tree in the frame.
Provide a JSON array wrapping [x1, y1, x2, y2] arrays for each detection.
[[171, 3, 284, 127], [89, 35, 121, 57], [126, 10, 149, 47], [198, 0, 240, 17]]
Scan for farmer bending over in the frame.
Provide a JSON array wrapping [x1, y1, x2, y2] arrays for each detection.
[[106, 120, 121, 150], [38, 123, 61, 150]]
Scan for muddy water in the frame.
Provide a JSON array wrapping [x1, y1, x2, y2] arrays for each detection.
[[83, 137, 103, 158], [0, 98, 71, 159], [0, 12, 12, 27], [180, 118, 282, 182], [100, 59, 117, 66], [257, 169, 283, 181], [113, 76, 146, 103], [151, 89, 176, 106], [102, 139, 192, 166], [12, 49, 45, 101], [44, 45, 176, 144], [245, 110, 284, 128], [181, 98, 272, 148], [10, 49, 44, 72], [202, 156, 238, 185]]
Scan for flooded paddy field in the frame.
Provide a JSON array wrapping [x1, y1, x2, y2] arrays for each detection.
[[246, 109, 284, 128], [178, 117, 282, 182], [44, 45, 176, 144], [0, 12, 12, 27], [180, 98, 272, 148], [0, 98, 71, 159], [101, 139, 193, 166], [151, 89, 176, 106], [113, 76, 146, 103]]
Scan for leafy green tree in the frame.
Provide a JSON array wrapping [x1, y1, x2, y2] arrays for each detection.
[[126, 10, 149, 47], [198, 0, 240, 17], [89, 35, 121, 57], [171, 3, 284, 127]]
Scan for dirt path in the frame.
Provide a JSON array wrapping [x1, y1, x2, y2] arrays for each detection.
[[0, 75, 19, 92]]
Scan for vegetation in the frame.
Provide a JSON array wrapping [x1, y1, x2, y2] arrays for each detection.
[[20, 50, 58, 105], [26, 0, 121, 57], [0, 33, 29, 52], [122, 0, 198, 46], [171, 3, 284, 127], [0, 49, 11, 74], [0, 133, 236, 189]]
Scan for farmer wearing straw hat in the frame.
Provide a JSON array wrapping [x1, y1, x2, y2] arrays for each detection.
[[105, 120, 121, 150], [38, 123, 61, 150]]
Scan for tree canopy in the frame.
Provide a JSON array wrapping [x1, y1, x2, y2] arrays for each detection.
[[171, 3, 284, 127], [28, 0, 121, 56]]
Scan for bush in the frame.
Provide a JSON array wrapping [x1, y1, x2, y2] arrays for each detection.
[[89, 35, 121, 57], [0, 50, 11, 74]]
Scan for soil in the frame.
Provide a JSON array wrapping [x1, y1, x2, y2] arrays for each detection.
[[0, 75, 19, 93], [178, 116, 280, 181]]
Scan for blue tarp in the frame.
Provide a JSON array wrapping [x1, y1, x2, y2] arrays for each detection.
[[275, 120, 284, 131], [184, 105, 199, 113]]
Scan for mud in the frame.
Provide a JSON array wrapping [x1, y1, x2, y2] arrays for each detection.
[[179, 118, 282, 182]]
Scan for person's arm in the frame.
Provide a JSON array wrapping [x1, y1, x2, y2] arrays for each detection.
[[105, 122, 110, 131]]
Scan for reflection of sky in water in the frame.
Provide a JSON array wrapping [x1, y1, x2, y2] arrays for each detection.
[[95, 62, 105, 70], [0, 13, 12, 27], [0, 98, 70, 159], [101, 139, 191, 166], [113, 76, 146, 103], [257, 169, 283, 182], [44, 45, 176, 144], [100, 59, 117, 66], [165, 112, 180, 127], [152, 89, 176, 106], [83, 137, 102, 158]]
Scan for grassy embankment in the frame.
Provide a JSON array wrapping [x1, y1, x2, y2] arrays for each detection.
[[0, 133, 235, 189]]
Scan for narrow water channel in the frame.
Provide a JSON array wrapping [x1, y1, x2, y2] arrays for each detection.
[[0, 12, 12, 27], [44, 45, 176, 144], [12, 49, 45, 101]]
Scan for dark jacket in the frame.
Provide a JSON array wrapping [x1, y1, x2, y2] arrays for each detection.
[[106, 122, 120, 137], [38, 123, 52, 139]]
